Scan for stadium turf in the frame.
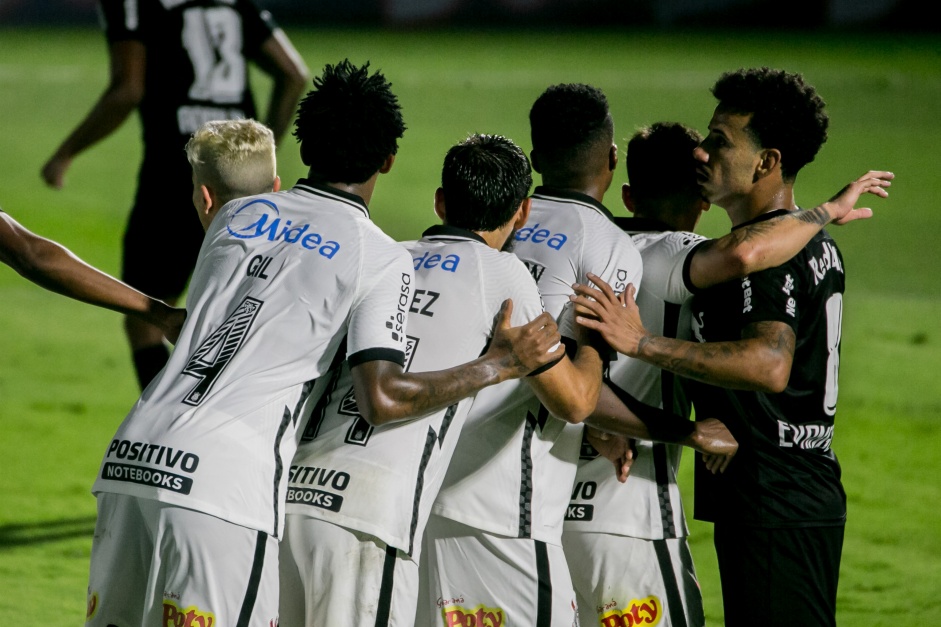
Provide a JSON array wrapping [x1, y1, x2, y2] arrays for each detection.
[[0, 25, 939, 624]]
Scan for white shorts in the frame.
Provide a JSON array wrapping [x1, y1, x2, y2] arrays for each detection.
[[417, 515, 578, 627], [279, 515, 418, 627], [85, 492, 279, 627], [562, 532, 703, 627]]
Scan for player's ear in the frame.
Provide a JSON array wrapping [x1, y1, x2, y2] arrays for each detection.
[[433, 187, 447, 223], [513, 197, 532, 229], [272, 176, 281, 192], [379, 154, 395, 174], [200, 184, 213, 216], [622, 183, 636, 214], [755, 148, 781, 180], [529, 150, 542, 174], [608, 143, 618, 172]]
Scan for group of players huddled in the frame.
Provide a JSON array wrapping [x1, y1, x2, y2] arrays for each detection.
[[2, 4, 893, 626]]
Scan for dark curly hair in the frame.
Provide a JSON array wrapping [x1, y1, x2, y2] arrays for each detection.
[[626, 122, 703, 213], [529, 83, 613, 183], [293, 59, 406, 184], [441, 134, 533, 232], [712, 67, 828, 180]]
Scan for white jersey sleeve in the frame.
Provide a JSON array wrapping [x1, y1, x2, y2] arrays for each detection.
[[629, 230, 705, 305]]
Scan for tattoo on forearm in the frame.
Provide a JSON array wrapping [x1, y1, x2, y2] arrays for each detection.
[[794, 206, 830, 226]]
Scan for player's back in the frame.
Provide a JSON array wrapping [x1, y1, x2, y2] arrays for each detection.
[[566, 220, 707, 539], [287, 225, 543, 557], [514, 187, 642, 319], [93, 181, 412, 537]]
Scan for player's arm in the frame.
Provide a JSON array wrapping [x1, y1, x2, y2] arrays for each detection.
[[687, 170, 892, 289], [254, 30, 310, 146], [525, 319, 604, 424], [585, 383, 738, 473], [0, 212, 185, 340], [351, 300, 565, 426], [41, 40, 145, 189], [572, 277, 795, 393]]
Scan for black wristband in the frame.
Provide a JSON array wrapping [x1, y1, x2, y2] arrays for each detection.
[[606, 381, 695, 443]]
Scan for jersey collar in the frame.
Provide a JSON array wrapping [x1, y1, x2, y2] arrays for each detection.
[[612, 216, 674, 234], [731, 208, 793, 231], [293, 179, 370, 219], [531, 186, 614, 220], [421, 224, 488, 245]]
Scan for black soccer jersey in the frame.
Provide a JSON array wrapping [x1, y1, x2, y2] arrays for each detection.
[[690, 209, 847, 528], [99, 0, 275, 156]]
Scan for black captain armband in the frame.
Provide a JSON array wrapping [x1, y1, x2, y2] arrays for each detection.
[[527, 335, 572, 377], [606, 381, 695, 443]]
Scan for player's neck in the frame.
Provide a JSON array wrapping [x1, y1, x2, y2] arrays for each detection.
[[727, 182, 797, 227], [321, 173, 381, 207], [539, 174, 608, 205]]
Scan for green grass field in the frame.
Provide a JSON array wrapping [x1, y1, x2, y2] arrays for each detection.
[[1, 25, 939, 625]]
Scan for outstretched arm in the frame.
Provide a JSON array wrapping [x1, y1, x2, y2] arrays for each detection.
[[573, 277, 795, 392], [688, 170, 893, 289], [0, 212, 184, 340], [351, 300, 565, 426], [41, 41, 145, 189], [586, 384, 737, 473], [255, 30, 310, 146]]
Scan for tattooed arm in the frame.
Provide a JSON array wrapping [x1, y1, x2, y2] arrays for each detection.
[[688, 170, 893, 290], [351, 300, 565, 426], [572, 279, 795, 393]]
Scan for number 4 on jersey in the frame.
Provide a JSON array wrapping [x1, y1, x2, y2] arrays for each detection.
[[182, 297, 263, 406]]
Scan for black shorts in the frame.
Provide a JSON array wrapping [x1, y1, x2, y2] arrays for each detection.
[[713, 522, 844, 627], [121, 152, 204, 300]]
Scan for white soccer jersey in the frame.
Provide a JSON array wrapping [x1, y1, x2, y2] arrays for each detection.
[[285, 225, 549, 558], [91, 180, 413, 538], [513, 187, 643, 319], [565, 218, 707, 539]]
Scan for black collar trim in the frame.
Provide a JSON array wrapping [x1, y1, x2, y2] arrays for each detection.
[[731, 208, 793, 231], [421, 224, 488, 245], [293, 179, 370, 219], [531, 186, 614, 219], [612, 216, 674, 234]]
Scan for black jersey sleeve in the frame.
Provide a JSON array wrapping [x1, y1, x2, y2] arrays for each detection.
[[99, 0, 143, 42], [237, 0, 278, 56], [738, 261, 802, 333]]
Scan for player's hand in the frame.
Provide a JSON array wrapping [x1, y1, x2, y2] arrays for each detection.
[[487, 299, 565, 380], [569, 273, 649, 357], [686, 418, 737, 473], [160, 306, 187, 344], [41, 155, 72, 189], [824, 170, 894, 225], [586, 427, 635, 483]]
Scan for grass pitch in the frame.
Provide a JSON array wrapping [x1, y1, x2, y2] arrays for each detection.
[[1, 25, 939, 625]]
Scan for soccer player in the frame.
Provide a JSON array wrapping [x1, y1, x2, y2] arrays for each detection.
[[185, 118, 282, 232], [41, 0, 309, 390], [0, 209, 183, 340], [570, 68, 893, 627], [82, 60, 562, 627], [282, 133, 598, 627]]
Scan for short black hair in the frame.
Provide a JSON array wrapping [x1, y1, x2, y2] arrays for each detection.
[[712, 67, 828, 180], [529, 83, 613, 181], [627, 122, 703, 213], [293, 59, 406, 184], [441, 134, 533, 232]]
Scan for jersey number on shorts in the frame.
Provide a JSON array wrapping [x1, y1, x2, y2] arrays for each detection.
[[181, 297, 263, 406], [181, 6, 246, 104], [823, 293, 842, 416]]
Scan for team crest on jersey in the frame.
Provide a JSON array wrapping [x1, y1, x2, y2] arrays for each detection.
[[598, 595, 662, 626], [442, 604, 506, 627]]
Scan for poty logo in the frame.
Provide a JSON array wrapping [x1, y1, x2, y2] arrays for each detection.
[[443, 604, 505, 627], [599, 596, 662, 626], [163, 600, 215, 627], [226, 199, 340, 259]]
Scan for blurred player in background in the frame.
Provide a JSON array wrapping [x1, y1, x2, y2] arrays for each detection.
[[570, 68, 893, 627], [281, 133, 575, 627], [41, 0, 309, 390], [0, 208, 183, 340], [82, 59, 561, 627]]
